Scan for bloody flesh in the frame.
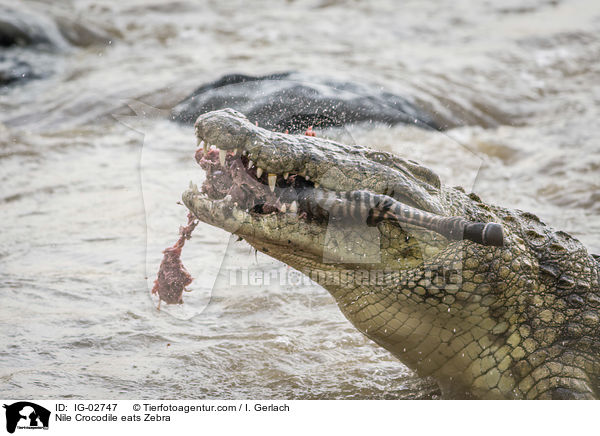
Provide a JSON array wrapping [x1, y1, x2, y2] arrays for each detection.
[[152, 212, 199, 306]]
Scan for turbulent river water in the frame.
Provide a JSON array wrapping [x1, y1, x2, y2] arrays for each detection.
[[1, 0, 599, 399]]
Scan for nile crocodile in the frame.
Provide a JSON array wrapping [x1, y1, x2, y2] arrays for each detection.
[[182, 108, 600, 399]]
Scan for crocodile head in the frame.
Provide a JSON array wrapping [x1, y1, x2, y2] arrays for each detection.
[[183, 108, 600, 399]]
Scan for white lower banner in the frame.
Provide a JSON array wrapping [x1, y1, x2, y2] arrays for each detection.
[[0, 399, 594, 435]]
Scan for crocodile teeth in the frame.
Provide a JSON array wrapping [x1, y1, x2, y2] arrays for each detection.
[[256, 167, 264, 178], [289, 201, 298, 213], [268, 174, 277, 192], [248, 160, 254, 168], [219, 149, 227, 166], [196, 137, 202, 146], [305, 175, 310, 181], [280, 203, 287, 213], [224, 194, 232, 202], [283, 172, 289, 180], [242, 150, 248, 156], [233, 148, 239, 155], [189, 181, 199, 193]]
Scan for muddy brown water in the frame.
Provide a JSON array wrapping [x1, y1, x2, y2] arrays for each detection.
[[1, 0, 599, 399]]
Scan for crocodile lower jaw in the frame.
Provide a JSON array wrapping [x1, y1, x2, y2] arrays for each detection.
[[182, 188, 330, 263]]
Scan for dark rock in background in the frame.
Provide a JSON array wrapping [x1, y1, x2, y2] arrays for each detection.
[[0, 3, 111, 88], [171, 72, 441, 132]]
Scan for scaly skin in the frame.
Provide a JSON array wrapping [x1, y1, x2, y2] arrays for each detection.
[[182, 109, 600, 399]]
